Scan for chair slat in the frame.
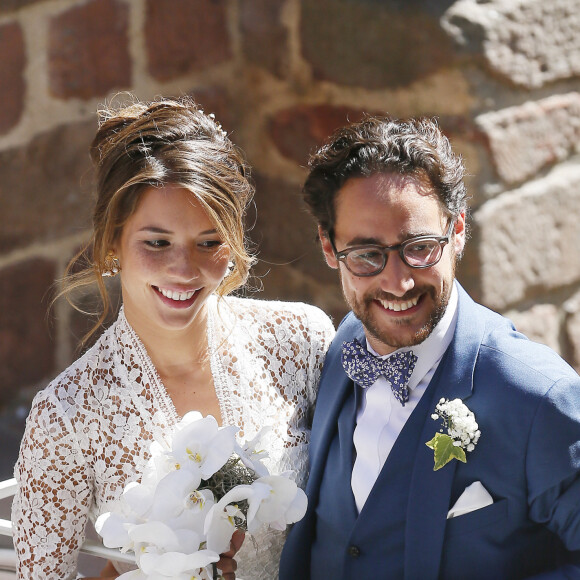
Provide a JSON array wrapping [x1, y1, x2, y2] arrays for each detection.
[[0, 481, 16, 501], [0, 479, 135, 566]]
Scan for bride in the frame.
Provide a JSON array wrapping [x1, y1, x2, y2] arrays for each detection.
[[11, 96, 334, 579]]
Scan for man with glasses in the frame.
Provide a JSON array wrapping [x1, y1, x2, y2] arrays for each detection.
[[279, 116, 580, 579]]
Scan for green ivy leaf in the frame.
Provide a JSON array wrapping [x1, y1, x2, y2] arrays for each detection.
[[425, 433, 467, 471]]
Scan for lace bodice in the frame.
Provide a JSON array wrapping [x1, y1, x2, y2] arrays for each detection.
[[12, 296, 335, 580]]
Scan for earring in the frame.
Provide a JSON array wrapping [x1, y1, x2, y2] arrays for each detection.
[[102, 252, 121, 277], [225, 261, 234, 276]]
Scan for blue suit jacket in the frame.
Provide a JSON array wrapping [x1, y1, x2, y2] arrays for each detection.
[[280, 283, 580, 579]]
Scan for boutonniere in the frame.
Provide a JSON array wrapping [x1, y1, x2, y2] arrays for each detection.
[[426, 398, 481, 471]]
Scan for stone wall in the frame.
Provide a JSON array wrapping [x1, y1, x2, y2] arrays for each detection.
[[1, 0, 580, 410]]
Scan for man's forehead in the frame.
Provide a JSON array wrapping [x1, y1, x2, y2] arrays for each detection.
[[336, 173, 441, 214]]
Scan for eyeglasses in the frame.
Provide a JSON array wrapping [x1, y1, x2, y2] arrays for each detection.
[[331, 220, 455, 277]]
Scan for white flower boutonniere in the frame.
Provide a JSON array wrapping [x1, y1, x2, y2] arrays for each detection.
[[426, 398, 481, 471]]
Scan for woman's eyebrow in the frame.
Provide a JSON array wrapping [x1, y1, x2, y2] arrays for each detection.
[[138, 226, 218, 235]]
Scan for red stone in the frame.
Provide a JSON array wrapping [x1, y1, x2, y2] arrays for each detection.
[[185, 86, 236, 135], [0, 0, 49, 13], [240, 0, 288, 77], [0, 22, 25, 135], [48, 0, 131, 99], [269, 104, 370, 165], [0, 259, 56, 405], [146, 0, 231, 81], [0, 120, 96, 253], [300, 0, 456, 88]]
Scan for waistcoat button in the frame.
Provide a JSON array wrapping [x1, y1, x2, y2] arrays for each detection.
[[348, 545, 361, 558]]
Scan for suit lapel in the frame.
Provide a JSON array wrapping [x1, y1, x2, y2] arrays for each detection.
[[307, 315, 365, 500], [404, 284, 486, 580]]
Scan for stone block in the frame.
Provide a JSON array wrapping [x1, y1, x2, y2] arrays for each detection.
[[565, 292, 580, 371], [503, 304, 561, 354], [269, 104, 369, 165], [48, 0, 131, 99], [0, 21, 25, 135], [442, 0, 580, 88], [187, 86, 236, 135], [0, 259, 56, 406], [0, 0, 49, 14], [0, 120, 95, 253], [145, 0, 231, 81], [476, 93, 580, 185], [240, 0, 288, 77], [474, 161, 580, 311], [301, 0, 456, 88], [251, 170, 336, 283]]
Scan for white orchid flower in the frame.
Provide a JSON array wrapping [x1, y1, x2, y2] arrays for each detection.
[[120, 480, 156, 519], [95, 510, 138, 552], [204, 493, 248, 554], [116, 570, 147, 579], [234, 426, 272, 477], [166, 488, 215, 533], [170, 414, 238, 479], [139, 549, 219, 578], [246, 475, 307, 533], [129, 520, 199, 554], [141, 446, 181, 487], [147, 467, 203, 521]]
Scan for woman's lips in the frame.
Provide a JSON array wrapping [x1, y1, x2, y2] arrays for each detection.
[[153, 286, 201, 308]]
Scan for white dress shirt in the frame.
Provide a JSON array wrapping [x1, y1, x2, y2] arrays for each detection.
[[351, 283, 459, 513]]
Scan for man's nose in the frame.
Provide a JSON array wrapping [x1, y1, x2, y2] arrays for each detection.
[[375, 252, 415, 297]]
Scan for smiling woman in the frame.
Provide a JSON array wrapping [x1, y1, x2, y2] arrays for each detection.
[[10, 96, 335, 580]]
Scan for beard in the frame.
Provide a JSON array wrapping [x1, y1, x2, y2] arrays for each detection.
[[342, 258, 457, 352], [352, 281, 451, 350]]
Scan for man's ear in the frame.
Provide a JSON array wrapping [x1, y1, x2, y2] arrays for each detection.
[[318, 226, 339, 269], [454, 211, 466, 256]]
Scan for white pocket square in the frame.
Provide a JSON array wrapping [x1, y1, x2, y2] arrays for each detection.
[[447, 481, 493, 519]]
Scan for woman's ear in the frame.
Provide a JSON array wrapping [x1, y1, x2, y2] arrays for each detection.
[[318, 226, 339, 269]]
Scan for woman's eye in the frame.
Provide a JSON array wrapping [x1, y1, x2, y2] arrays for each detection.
[[145, 240, 169, 248], [199, 240, 223, 249]]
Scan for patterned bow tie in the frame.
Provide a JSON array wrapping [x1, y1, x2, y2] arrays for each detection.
[[341, 338, 417, 406]]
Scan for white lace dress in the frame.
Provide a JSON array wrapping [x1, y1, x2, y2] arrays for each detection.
[[11, 295, 335, 580]]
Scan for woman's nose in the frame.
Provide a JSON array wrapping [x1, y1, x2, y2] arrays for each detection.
[[167, 247, 200, 281]]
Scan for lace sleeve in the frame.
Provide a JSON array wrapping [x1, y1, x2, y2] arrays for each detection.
[[304, 304, 336, 414], [12, 390, 92, 580]]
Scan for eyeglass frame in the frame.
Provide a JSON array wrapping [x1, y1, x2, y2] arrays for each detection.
[[329, 219, 455, 277]]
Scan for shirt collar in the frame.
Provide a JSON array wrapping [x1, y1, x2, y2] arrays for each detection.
[[366, 281, 459, 391]]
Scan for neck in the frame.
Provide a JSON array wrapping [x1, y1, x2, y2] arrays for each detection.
[[124, 305, 210, 379]]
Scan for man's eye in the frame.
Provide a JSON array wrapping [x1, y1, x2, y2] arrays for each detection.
[[354, 250, 382, 262], [407, 241, 436, 254]]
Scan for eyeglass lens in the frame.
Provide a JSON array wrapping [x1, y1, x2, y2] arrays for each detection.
[[345, 239, 443, 274]]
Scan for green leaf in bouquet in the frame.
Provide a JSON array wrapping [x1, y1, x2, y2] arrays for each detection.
[[425, 432, 466, 471]]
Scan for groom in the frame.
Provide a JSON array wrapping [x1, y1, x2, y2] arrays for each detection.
[[279, 116, 580, 579]]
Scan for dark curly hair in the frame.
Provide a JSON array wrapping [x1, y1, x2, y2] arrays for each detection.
[[303, 116, 468, 237]]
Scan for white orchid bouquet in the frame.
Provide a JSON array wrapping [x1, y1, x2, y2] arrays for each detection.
[[95, 412, 307, 580]]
